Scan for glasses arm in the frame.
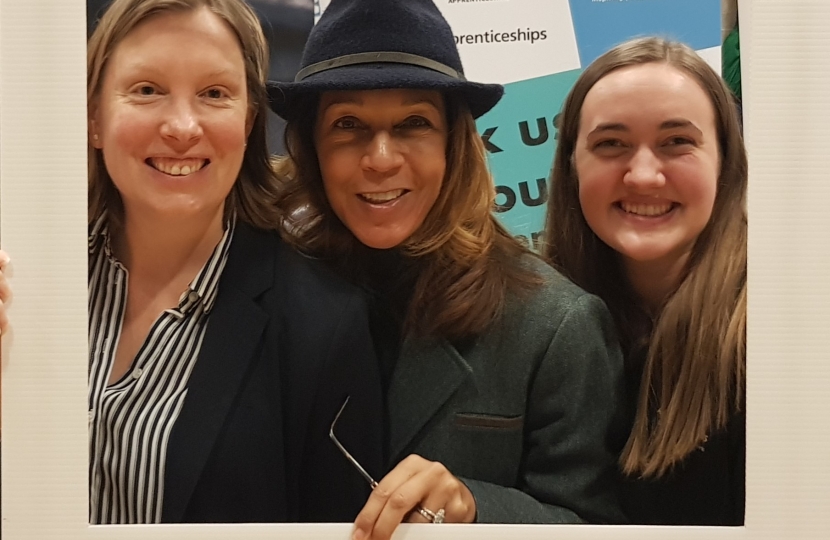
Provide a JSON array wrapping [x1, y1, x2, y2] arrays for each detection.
[[329, 396, 380, 489]]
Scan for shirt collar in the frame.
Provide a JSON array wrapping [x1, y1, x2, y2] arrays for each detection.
[[187, 215, 236, 314], [89, 211, 237, 315]]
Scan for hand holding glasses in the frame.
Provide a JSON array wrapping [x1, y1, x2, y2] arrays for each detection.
[[329, 397, 446, 525]]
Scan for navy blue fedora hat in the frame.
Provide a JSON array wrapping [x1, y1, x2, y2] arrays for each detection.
[[267, 0, 504, 119]]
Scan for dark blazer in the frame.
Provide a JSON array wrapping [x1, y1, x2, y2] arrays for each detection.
[[387, 257, 629, 524], [160, 223, 384, 523]]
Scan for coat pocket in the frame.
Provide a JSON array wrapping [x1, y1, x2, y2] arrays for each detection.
[[437, 413, 524, 484], [453, 412, 524, 431]]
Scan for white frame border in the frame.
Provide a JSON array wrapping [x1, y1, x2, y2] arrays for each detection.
[[3, 0, 830, 538]]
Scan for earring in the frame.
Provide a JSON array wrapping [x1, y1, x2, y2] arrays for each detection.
[[93, 134, 99, 141]]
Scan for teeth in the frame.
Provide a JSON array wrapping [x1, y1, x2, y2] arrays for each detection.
[[150, 158, 205, 176], [620, 202, 673, 217], [361, 189, 405, 203]]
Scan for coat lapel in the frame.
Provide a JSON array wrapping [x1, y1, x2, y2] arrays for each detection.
[[161, 224, 276, 522], [387, 338, 473, 463]]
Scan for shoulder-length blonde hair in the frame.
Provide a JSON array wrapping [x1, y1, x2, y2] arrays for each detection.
[[87, 0, 282, 231], [544, 37, 747, 478], [273, 93, 541, 341]]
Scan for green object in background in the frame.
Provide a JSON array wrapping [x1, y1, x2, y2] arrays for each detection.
[[722, 25, 741, 101]]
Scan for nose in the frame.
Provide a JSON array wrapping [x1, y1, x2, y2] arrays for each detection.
[[361, 131, 404, 175], [623, 146, 665, 189], [160, 98, 203, 149]]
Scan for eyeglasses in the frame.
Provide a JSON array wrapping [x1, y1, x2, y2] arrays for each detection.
[[330, 397, 444, 523], [329, 396, 379, 488]]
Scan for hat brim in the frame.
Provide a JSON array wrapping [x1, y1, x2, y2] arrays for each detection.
[[267, 62, 504, 120]]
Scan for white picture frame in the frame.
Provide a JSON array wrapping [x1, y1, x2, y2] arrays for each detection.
[[2, 0, 829, 538]]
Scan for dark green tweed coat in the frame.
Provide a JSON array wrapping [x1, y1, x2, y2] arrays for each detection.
[[386, 257, 628, 524]]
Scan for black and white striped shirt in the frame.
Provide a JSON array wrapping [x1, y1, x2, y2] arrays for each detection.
[[87, 215, 235, 524]]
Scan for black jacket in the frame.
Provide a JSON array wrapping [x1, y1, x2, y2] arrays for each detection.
[[160, 223, 384, 523]]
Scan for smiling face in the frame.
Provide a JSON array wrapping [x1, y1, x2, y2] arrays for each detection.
[[574, 62, 720, 272], [90, 7, 250, 225], [314, 89, 448, 249]]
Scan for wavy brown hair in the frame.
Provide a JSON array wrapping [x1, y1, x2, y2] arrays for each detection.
[[273, 93, 541, 341], [87, 0, 282, 231], [544, 37, 747, 478]]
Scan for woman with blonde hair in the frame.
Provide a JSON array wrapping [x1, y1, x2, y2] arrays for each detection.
[[86, 0, 382, 524], [269, 0, 629, 538], [545, 36, 747, 525]]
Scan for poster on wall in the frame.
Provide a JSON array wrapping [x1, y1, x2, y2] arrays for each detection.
[[315, 0, 722, 250]]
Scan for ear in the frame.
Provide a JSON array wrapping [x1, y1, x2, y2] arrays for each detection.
[[245, 108, 256, 139], [88, 107, 103, 149]]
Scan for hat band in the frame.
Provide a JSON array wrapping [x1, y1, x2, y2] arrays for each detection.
[[295, 51, 467, 82]]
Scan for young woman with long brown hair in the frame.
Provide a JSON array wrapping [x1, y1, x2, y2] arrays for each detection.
[[545, 37, 747, 525]]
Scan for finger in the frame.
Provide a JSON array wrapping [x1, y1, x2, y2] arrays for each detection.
[[403, 462, 475, 524], [0, 300, 8, 336], [367, 467, 441, 540], [444, 489, 474, 522], [0, 274, 12, 305], [352, 456, 426, 540], [406, 505, 431, 524], [0, 272, 12, 336], [405, 505, 438, 524], [440, 469, 477, 523], [401, 461, 454, 524], [0, 250, 10, 269]]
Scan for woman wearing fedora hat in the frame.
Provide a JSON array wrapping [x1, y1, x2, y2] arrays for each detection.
[[270, 0, 628, 537]]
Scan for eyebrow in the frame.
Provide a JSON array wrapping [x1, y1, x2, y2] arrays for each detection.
[[121, 63, 239, 81], [587, 118, 703, 136], [403, 96, 442, 109], [587, 122, 628, 136], [659, 118, 703, 135]]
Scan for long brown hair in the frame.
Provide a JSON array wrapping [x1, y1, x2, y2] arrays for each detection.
[[87, 0, 282, 231], [273, 93, 541, 341], [544, 37, 747, 478]]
